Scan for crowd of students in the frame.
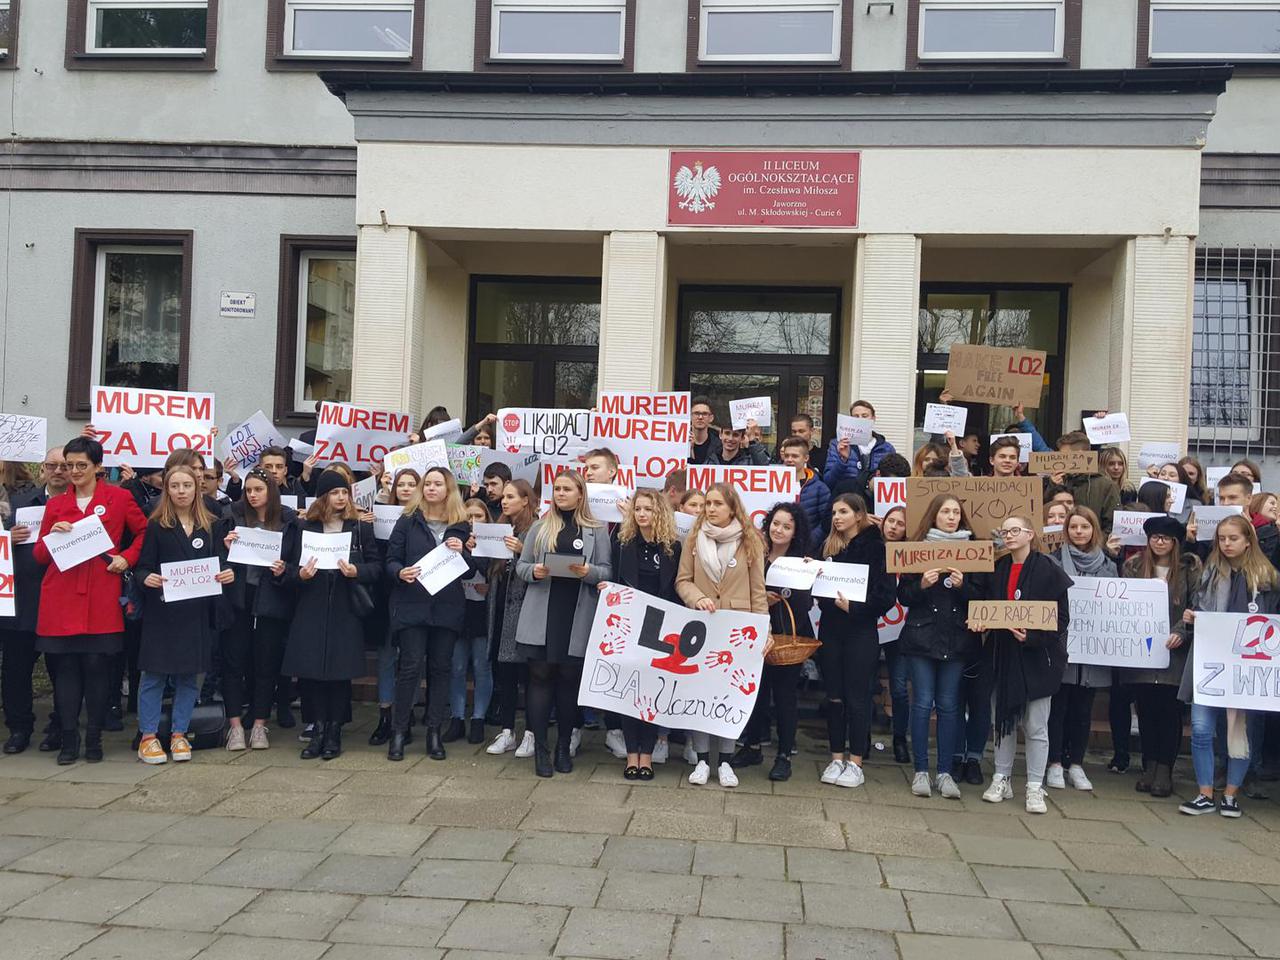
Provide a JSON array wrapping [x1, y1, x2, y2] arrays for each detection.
[[0, 398, 1276, 820]]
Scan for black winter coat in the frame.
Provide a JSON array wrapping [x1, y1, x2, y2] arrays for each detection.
[[816, 525, 897, 641], [897, 568, 980, 662], [611, 533, 681, 603], [385, 512, 474, 633], [1, 487, 51, 633], [224, 501, 298, 621]]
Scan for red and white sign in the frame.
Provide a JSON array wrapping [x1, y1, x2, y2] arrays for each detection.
[[498, 407, 591, 458], [872, 477, 908, 518], [685, 464, 797, 527], [0, 533, 13, 618], [91, 385, 216, 468], [589, 392, 689, 485], [314, 401, 413, 468], [539, 457, 637, 515], [668, 151, 860, 228]]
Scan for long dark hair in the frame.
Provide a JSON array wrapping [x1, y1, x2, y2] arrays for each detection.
[[909, 494, 973, 542], [761, 502, 811, 559], [241, 468, 283, 531], [821, 492, 870, 558]]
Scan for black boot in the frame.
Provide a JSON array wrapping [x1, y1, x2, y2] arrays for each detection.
[[534, 740, 553, 778], [320, 722, 342, 760], [300, 725, 324, 759], [56, 730, 79, 765], [468, 718, 485, 744], [387, 730, 406, 761], [426, 725, 446, 761], [38, 726, 62, 753], [276, 702, 297, 729], [84, 729, 103, 764], [892, 736, 910, 764], [3, 732, 30, 755], [768, 755, 792, 781], [442, 718, 465, 743], [554, 736, 573, 774], [368, 707, 393, 746]]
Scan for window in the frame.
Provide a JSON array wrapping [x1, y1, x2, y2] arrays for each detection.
[[275, 236, 356, 425], [917, 0, 1063, 60], [67, 230, 193, 418], [489, 0, 625, 60], [284, 0, 412, 58], [0, 1, 19, 66], [67, 0, 218, 69], [1148, 1, 1280, 61], [697, 0, 842, 63]]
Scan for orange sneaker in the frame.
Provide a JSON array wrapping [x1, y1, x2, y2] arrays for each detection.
[[170, 734, 192, 762], [138, 736, 167, 765]]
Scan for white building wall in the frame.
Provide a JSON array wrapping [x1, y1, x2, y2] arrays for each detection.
[[599, 233, 667, 391]]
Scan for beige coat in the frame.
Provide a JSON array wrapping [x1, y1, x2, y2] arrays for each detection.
[[675, 536, 768, 615]]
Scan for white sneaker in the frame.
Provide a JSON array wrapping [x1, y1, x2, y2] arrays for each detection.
[[569, 727, 582, 757], [1026, 783, 1048, 814], [487, 729, 516, 755], [836, 761, 865, 788], [689, 760, 710, 785], [936, 773, 962, 799], [683, 742, 699, 765], [651, 739, 669, 764], [515, 730, 535, 758], [911, 771, 932, 797], [1045, 764, 1066, 789], [983, 774, 1014, 803], [821, 759, 846, 784], [605, 728, 628, 759], [717, 762, 738, 787], [1066, 765, 1093, 791]]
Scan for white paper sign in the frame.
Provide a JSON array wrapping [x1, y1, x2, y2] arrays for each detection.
[[765, 556, 819, 590], [91, 385, 215, 468], [0, 534, 14, 617], [1193, 612, 1280, 712], [472, 522, 515, 559], [161, 556, 223, 603], [836, 414, 874, 447], [684, 464, 798, 527], [480, 446, 541, 485], [383, 440, 449, 478], [43, 515, 114, 571], [226, 527, 283, 567], [498, 407, 591, 458], [1066, 577, 1170, 668], [219, 291, 256, 318], [811, 561, 870, 603], [1193, 505, 1244, 542], [729, 397, 771, 430], [589, 392, 690, 485], [587, 483, 631, 524], [878, 597, 906, 645], [1083, 412, 1130, 444], [872, 477, 908, 518], [0, 414, 47, 463], [372, 504, 403, 541], [288, 438, 315, 458], [674, 511, 696, 539], [1138, 441, 1182, 470], [1139, 478, 1187, 514], [923, 403, 967, 436], [422, 418, 464, 444], [581, 583, 769, 739], [13, 506, 44, 544], [300, 531, 351, 570], [351, 476, 379, 512], [279, 495, 299, 511], [220, 410, 285, 468], [415, 542, 470, 595], [315, 401, 413, 468], [1112, 510, 1153, 547], [991, 433, 1032, 464]]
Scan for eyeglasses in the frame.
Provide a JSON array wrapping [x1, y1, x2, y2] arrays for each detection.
[[1149, 534, 1174, 543], [1000, 526, 1031, 537], [65, 462, 95, 473], [692, 411, 713, 418], [42, 462, 67, 472]]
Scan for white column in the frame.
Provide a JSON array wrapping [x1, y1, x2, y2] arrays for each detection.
[[848, 234, 921, 453], [350, 224, 421, 412], [598, 231, 667, 391]]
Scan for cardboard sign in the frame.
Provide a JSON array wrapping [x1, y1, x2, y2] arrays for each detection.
[[1193, 505, 1244, 542], [300, 531, 351, 570], [447, 445, 485, 489], [923, 403, 967, 436], [422, 418, 463, 444], [498, 407, 591, 458], [383, 440, 449, 478], [685, 464, 798, 527], [811, 561, 869, 603], [765, 556, 820, 590], [1192, 612, 1280, 712], [729, 397, 771, 430], [587, 483, 632, 524], [1139, 479, 1187, 515], [91, 385, 216, 468], [472, 522, 515, 559], [1138, 441, 1181, 470], [480, 446, 541, 486], [372, 504, 403, 541], [836, 414, 874, 446], [590, 392, 689, 485], [415, 542, 470, 595], [872, 476, 908, 518], [967, 600, 1059, 631], [226, 527, 283, 568], [351, 476, 379, 512], [581, 582, 769, 739], [1041, 524, 1065, 552], [1112, 510, 1152, 547], [990, 432, 1032, 464], [160, 556, 222, 603], [946, 344, 1048, 408], [1067, 577, 1169, 669], [315, 401, 413, 468], [43, 515, 114, 571], [1083, 412, 1130, 444], [1029, 450, 1099, 476], [220, 410, 285, 468], [885, 540, 995, 574], [0, 414, 46, 463], [0, 534, 13, 617], [905, 476, 1042, 541]]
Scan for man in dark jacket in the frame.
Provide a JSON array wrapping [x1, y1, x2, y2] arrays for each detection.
[[822, 401, 896, 498], [780, 436, 831, 545], [689, 396, 722, 465], [709, 427, 770, 466]]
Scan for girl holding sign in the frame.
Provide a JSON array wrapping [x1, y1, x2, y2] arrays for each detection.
[[486, 479, 537, 757], [134, 465, 235, 764], [283, 469, 380, 761]]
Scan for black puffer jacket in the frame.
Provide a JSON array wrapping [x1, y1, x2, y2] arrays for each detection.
[[816, 525, 897, 638], [897, 567, 981, 662]]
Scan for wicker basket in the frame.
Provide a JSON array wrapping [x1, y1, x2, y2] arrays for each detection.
[[765, 597, 822, 667]]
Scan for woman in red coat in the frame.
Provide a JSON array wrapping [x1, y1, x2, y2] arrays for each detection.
[[32, 436, 147, 764]]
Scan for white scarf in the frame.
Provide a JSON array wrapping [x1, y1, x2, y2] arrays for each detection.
[[696, 519, 744, 584]]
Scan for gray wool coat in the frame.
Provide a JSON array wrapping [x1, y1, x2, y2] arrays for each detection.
[[513, 519, 612, 658]]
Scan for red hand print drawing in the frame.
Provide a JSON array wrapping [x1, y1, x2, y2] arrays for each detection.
[[704, 648, 734, 671], [602, 612, 631, 648], [634, 694, 657, 723], [605, 586, 634, 608], [728, 626, 758, 650], [599, 636, 626, 657], [730, 668, 757, 697]]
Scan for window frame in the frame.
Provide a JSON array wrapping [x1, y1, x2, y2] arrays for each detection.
[[1144, 0, 1280, 63], [274, 235, 357, 427], [66, 0, 219, 71], [67, 229, 194, 419], [475, 0, 635, 70], [1189, 266, 1268, 446], [696, 0, 842, 64], [0, 0, 21, 69], [906, 0, 1079, 67], [90, 244, 186, 397], [488, 0, 626, 62], [686, 0, 852, 70], [267, 0, 424, 70], [916, 0, 1065, 62], [293, 250, 357, 415]]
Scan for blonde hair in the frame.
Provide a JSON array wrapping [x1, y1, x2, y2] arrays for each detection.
[[1005, 513, 1046, 554], [619, 487, 678, 557], [153, 464, 215, 532], [689, 483, 764, 566], [407, 466, 468, 524], [533, 470, 602, 553], [1205, 514, 1278, 594]]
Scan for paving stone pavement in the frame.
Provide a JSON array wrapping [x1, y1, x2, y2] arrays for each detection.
[[1, 706, 1279, 958]]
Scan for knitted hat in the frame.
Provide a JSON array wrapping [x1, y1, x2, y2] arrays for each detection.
[[1143, 514, 1185, 541], [315, 469, 348, 500]]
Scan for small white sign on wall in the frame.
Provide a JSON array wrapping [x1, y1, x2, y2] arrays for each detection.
[[220, 292, 257, 319]]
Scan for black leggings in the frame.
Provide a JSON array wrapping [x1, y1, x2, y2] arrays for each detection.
[[526, 660, 580, 746], [1048, 683, 1097, 767], [222, 605, 290, 722], [301, 678, 350, 725], [1109, 676, 1136, 760], [1133, 683, 1183, 767], [395, 626, 456, 730], [619, 715, 658, 756], [745, 662, 802, 755], [820, 627, 879, 756], [494, 661, 526, 730], [55, 652, 113, 737], [108, 622, 141, 713]]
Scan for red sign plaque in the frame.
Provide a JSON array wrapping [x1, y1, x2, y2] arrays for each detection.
[[667, 151, 860, 228]]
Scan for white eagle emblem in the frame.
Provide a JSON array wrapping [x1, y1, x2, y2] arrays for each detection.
[[673, 160, 722, 214]]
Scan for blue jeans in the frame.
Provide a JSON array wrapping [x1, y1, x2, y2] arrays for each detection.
[[450, 635, 494, 720], [882, 641, 910, 740], [908, 656, 964, 775], [1192, 703, 1251, 789], [954, 659, 993, 763], [376, 642, 397, 706], [138, 672, 199, 736]]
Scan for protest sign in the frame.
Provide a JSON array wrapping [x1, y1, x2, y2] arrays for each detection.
[[967, 600, 1059, 631], [0, 534, 13, 617], [872, 476, 908, 517], [905, 476, 1042, 540], [1041, 524, 1065, 552], [351, 476, 379, 512], [315, 401, 413, 467], [811, 562, 869, 602], [1205, 466, 1257, 503], [1193, 505, 1244, 542], [1139, 478, 1187, 514], [729, 397, 771, 430], [1112, 510, 1152, 547], [220, 410, 285, 468], [383, 440, 449, 477], [545, 552, 586, 578], [878, 598, 906, 645], [836, 414, 874, 446], [590, 392, 689, 484], [416, 542, 470, 595], [498, 407, 591, 457], [580, 583, 769, 739], [764, 556, 820, 590], [288, 438, 315, 458], [226, 527, 283, 568], [160, 557, 222, 603], [0, 414, 46, 463], [300, 531, 351, 570], [923, 403, 967, 436], [1138, 441, 1181, 470], [674, 511, 696, 538], [472, 523, 515, 559], [991, 432, 1032, 463], [91, 385, 215, 468], [447, 445, 485, 489], [480, 446, 540, 485], [279, 495, 299, 511], [372, 504, 403, 541], [13, 506, 44, 544], [587, 483, 632, 524], [885, 540, 995, 574], [43, 516, 114, 571], [1029, 450, 1099, 475], [685, 464, 797, 527], [1066, 577, 1169, 668], [1192, 612, 1280, 711], [946, 344, 1048, 408], [422, 418, 463, 443], [1083, 412, 1130, 444]]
